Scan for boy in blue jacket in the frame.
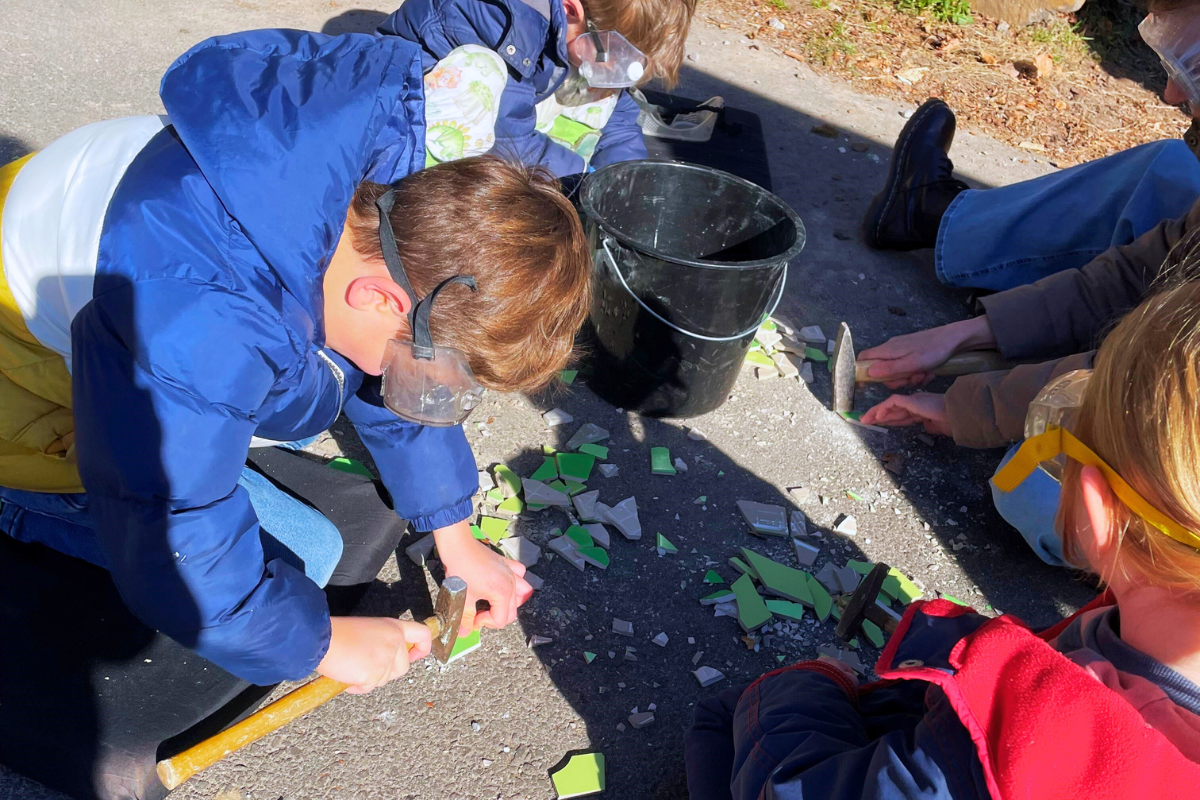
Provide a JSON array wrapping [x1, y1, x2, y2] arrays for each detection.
[[0, 30, 591, 692], [381, 0, 696, 176]]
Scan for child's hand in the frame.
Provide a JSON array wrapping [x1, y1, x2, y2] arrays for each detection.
[[318, 616, 433, 694], [858, 317, 995, 388], [861, 392, 951, 437], [435, 522, 533, 636]]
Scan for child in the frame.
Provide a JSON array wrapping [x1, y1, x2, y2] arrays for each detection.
[[0, 29, 591, 692], [380, 0, 696, 175], [685, 282, 1200, 799]]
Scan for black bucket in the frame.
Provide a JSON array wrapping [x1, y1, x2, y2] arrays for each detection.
[[580, 160, 806, 417]]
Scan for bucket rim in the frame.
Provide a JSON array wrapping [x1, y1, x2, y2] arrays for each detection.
[[579, 159, 807, 271]]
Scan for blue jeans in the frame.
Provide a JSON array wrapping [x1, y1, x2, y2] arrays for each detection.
[[990, 444, 1067, 567], [0, 464, 344, 587], [936, 140, 1200, 291]]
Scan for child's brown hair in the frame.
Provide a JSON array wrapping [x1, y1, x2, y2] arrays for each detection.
[[585, 0, 697, 87], [1059, 281, 1200, 594], [348, 156, 592, 394]]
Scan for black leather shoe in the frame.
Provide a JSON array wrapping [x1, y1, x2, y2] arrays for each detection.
[[863, 99, 969, 251]]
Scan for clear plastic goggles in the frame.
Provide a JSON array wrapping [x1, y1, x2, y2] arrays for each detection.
[[1024, 369, 1091, 481], [569, 30, 648, 89], [374, 189, 484, 427], [1140, 10, 1200, 107]]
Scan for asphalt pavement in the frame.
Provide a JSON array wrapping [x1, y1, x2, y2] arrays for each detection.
[[0, 3, 1093, 798]]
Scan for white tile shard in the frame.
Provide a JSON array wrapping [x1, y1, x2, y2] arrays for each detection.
[[565, 422, 609, 450], [693, 666, 726, 687], [522, 478, 571, 508], [498, 536, 541, 567], [542, 407, 573, 427]]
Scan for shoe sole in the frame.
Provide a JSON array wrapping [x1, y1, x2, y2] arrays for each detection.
[[863, 99, 954, 249]]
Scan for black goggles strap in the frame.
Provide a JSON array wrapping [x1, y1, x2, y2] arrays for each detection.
[[375, 188, 476, 360]]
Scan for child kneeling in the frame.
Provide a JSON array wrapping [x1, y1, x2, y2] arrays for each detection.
[[685, 282, 1200, 799]]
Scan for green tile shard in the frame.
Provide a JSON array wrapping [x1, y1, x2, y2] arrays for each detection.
[[550, 752, 605, 798], [806, 572, 833, 621], [470, 524, 486, 541], [650, 447, 676, 475], [486, 488, 504, 504], [765, 599, 806, 621], [745, 350, 775, 367], [729, 556, 758, 580], [565, 525, 594, 549], [497, 496, 524, 515], [804, 346, 829, 363], [656, 533, 678, 554], [941, 593, 968, 606], [700, 589, 736, 605], [703, 570, 724, 584], [886, 568, 923, 604], [563, 480, 587, 495], [327, 457, 374, 479], [862, 618, 886, 648], [556, 452, 596, 482], [446, 628, 481, 663], [578, 546, 609, 569], [847, 559, 875, 576], [531, 456, 560, 482], [493, 465, 521, 497], [730, 573, 773, 632], [583, 650, 596, 663], [478, 516, 512, 544], [548, 480, 570, 494], [740, 548, 813, 606], [577, 443, 608, 459], [560, 369, 578, 385]]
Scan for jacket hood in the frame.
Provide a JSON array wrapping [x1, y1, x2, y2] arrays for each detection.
[[159, 29, 427, 325]]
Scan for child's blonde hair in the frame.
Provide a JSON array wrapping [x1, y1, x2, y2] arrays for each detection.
[[1060, 280, 1200, 594], [585, 0, 697, 87]]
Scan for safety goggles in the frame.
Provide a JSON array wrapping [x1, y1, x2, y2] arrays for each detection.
[[993, 369, 1200, 551], [1140, 9, 1200, 108], [569, 28, 648, 89], [375, 189, 485, 427]]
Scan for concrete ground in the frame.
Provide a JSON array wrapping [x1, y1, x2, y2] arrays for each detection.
[[0, 2, 1094, 798]]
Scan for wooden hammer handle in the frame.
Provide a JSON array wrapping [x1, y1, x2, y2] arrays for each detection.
[[156, 615, 442, 790], [855, 350, 1012, 383]]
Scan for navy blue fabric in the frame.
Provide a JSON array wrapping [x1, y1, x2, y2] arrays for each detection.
[[685, 614, 995, 800], [379, 0, 649, 176], [72, 29, 477, 686]]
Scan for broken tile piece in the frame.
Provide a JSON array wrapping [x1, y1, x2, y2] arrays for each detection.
[[572, 489, 601, 522], [522, 478, 572, 508], [787, 486, 812, 504], [560, 369, 578, 385], [693, 666, 726, 688], [478, 516, 512, 544], [650, 447, 677, 475], [565, 525, 594, 549], [687, 427, 707, 441], [561, 480, 587, 496], [833, 514, 858, 535], [798, 325, 826, 343], [728, 556, 758, 580], [737, 500, 789, 537], [655, 533, 678, 555], [478, 470, 495, 493], [578, 546, 610, 569], [565, 423, 610, 450], [692, 650, 704, 665], [765, 599, 806, 621], [498, 536, 541, 567], [651, 632, 669, 647], [524, 571, 544, 590], [577, 443, 609, 459], [703, 570, 724, 584], [792, 537, 820, 567], [549, 751, 605, 798], [530, 456, 560, 482], [773, 351, 800, 378], [543, 407, 573, 427], [601, 497, 641, 540], [556, 452, 596, 482], [628, 711, 655, 729], [730, 573, 773, 632], [528, 634, 553, 647], [739, 548, 814, 606], [799, 361, 815, 384], [673, 458, 688, 473], [446, 628, 481, 664], [612, 618, 634, 637], [806, 573, 833, 621], [699, 589, 736, 606], [405, 532, 436, 566], [497, 496, 524, 515], [862, 618, 886, 648], [548, 535, 586, 571], [584, 651, 597, 663], [835, 565, 861, 594], [847, 559, 874, 576], [584, 523, 611, 549], [598, 463, 619, 478], [746, 350, 775, 367], [788, 510, 808, 538], [815, 563, 840, 594], [493, 465, 522, 497]]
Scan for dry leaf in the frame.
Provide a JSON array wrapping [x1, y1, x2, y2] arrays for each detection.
[[1017, 141, 1046, 152], [895, 67, 929, 85], [1034, 53, 1054, 78], [784, 49, 805, 62], [1055, 99, 1068, 111], [978, 51, 997, 65]]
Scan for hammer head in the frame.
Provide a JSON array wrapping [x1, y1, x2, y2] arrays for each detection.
[[830, 321, 856, 414], [429, 576, 469, 663], [835, 562, 890, 642]]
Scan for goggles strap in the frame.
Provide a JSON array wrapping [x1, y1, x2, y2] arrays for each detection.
[[993, 427, 1200, 551], [375, 188, 477, 360]]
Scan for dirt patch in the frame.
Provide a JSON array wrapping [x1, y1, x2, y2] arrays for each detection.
[[700, 0, 1190, 166]]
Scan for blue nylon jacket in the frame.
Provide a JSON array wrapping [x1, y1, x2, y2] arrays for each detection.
[[379, 0, 649, 176], [71, 30, 479, 685]]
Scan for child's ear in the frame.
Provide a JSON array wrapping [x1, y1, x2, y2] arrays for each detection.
[[562, 0, 586, 26], [345, 275, 413, 319], [1079, 464, 1116, 560]]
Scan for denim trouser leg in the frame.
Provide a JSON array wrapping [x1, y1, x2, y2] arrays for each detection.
[[0, 466, 343, 586], [936, 140, 1200, 291], [990, 444, 1067, 567]]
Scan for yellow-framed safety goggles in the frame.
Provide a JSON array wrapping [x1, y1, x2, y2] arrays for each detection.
[[993, 425, 1200, 551]]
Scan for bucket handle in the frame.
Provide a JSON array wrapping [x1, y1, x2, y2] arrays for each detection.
[[600, 237, 787, 343]]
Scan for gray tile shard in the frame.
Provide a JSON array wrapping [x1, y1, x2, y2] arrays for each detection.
[[737, 500, 789, 537], [799, 361, 815, 384], [598, 463, 619, 478], [612, 618, 634, 637], [565, 422, 609, 450], [548, 535, 586, 571], [405, 533, 436, 566], [522, 478, 571, 508], [524, 571, 544, 590], [498, 536, 541, 567], [693, 666, 726, 687], [584, 523, 611, 549], [602, 497, 641, 540], [673, 458, 688, 472], [815, 563, 841, 594], [527, 635, 553, 648], [628, 712, 656, 729], [542, 407, 573, 426], [792, 538, 820, 567], [651, 632, 669, 647], [799, 325, 826, 343], [572, 489, 601, 522], [478, 470, 495, 493], [834, 566, 860, 594], [788, 510, 808, 538]]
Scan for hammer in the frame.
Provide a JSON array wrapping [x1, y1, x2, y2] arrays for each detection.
[[155, 575, 469, 790], [830, 321, 1013, 413], [835, 563, 899, 643]]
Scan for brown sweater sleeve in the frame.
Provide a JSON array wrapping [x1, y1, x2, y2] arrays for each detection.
[[944, 352, 1095, 449], [978, 197, 1200, 361]]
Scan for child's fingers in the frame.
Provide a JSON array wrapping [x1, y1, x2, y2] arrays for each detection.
[[458, 602, 478, 638]]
